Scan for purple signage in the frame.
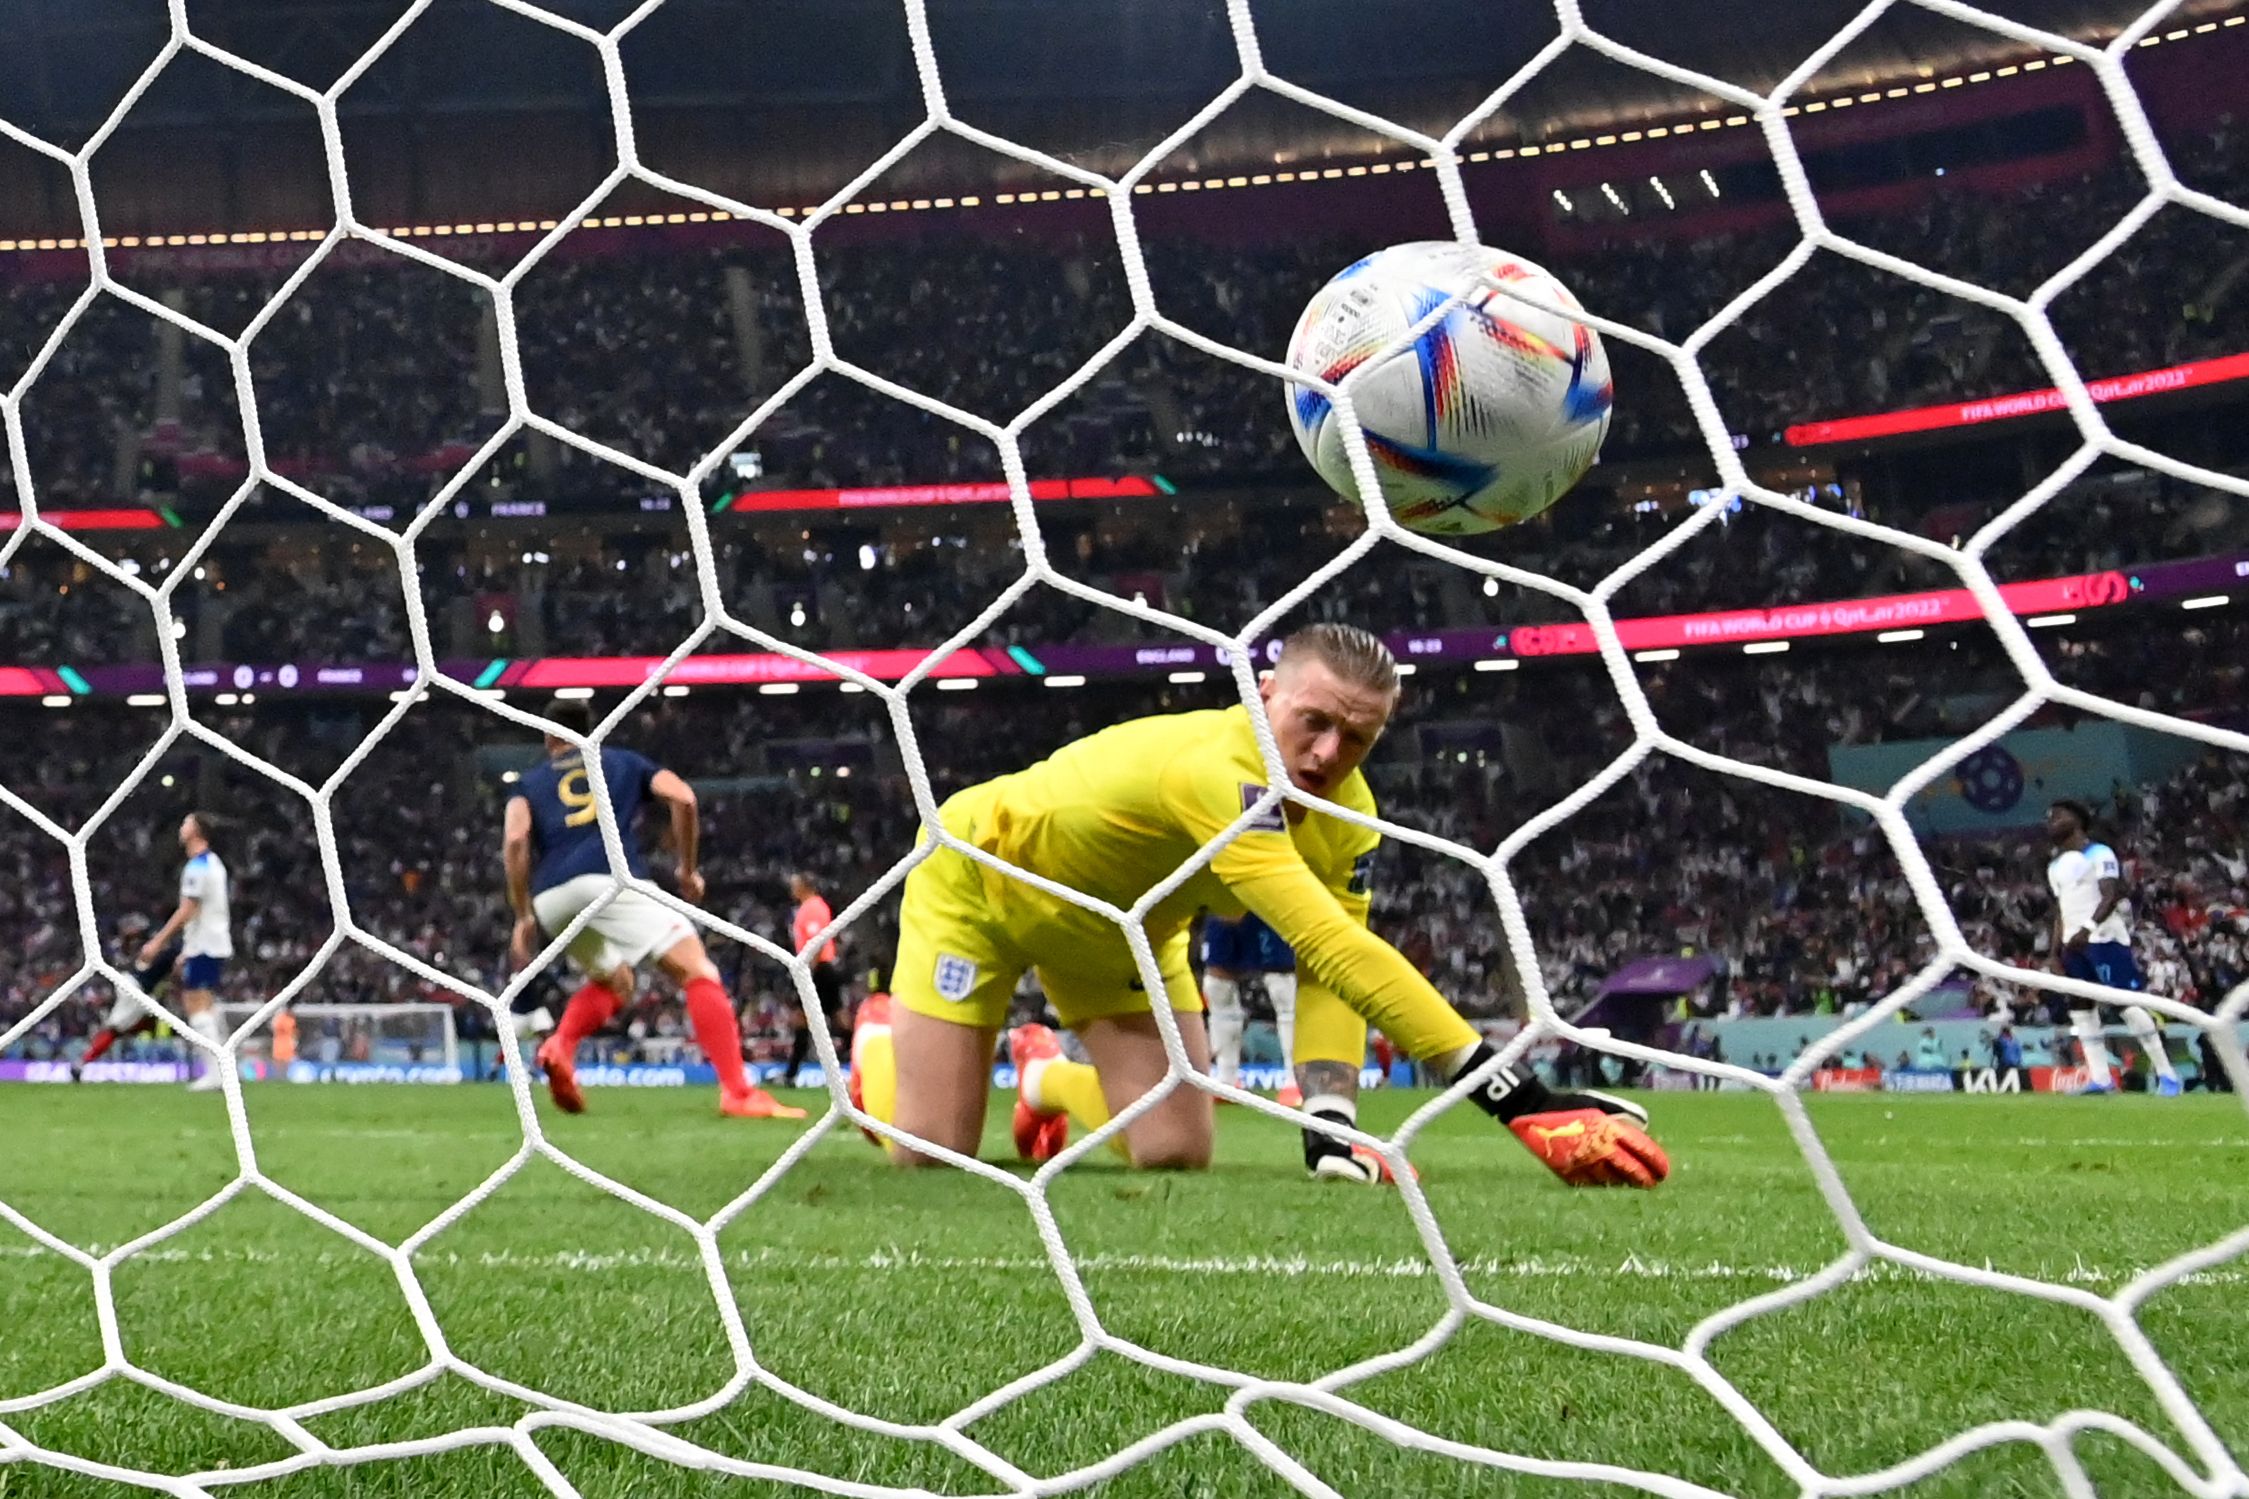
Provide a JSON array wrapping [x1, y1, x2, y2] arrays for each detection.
[[18, 551, 2246, 700], [74, 661, 463, 696], [0, 1059, 189, 1083]]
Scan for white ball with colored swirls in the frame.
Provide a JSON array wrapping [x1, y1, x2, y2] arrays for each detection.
[[1284, 241, 1612, 537]]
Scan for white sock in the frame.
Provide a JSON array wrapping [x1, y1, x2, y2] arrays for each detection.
[[1438, 1039, 1484, 1080], [2122, 1005, 2179, 1083], [1265, 972, 1298, 1071], [1019, 1056, 1053, 1114], [2070, 1010, 2119, 1082], [186, 1008, 226, 1084], [1205, 975, 1244, 1086]]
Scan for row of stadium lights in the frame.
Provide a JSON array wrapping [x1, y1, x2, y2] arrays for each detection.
[[1558, 168, 1716, 217], [34, 591, 2233, 707], [0, 20, 2236, 255]]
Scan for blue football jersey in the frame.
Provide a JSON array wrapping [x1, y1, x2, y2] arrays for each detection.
[[514, 746, 660, 894]]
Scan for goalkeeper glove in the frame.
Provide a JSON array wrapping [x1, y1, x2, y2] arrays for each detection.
[[1451, 1043, 1670, 1189], [1507, 1091, 1670, 1188]]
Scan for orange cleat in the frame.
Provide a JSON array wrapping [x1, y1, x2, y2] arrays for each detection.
[[1012, 1101, 1069, 1162], [1276, 1081, 1303, 1109], [1508, 1106, 1669, 1188], [1008, 1023, 1069, 1163], [846, 993, 892, 1146], [534, 1035, 584, 1115], [721, 1087, 808, 1121]]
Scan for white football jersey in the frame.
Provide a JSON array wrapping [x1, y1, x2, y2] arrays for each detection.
[[2046, 842, 2128, 946], [180, 850, 233, 959]]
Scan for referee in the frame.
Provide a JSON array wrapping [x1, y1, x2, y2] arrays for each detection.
[[788, 872, 847, 1083]]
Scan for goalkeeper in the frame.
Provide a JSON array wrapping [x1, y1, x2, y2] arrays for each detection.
[[852, 623, 1667, 1187]]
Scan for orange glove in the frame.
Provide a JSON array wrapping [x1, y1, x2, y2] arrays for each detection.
[[1509, 1105, 1670, 1188]]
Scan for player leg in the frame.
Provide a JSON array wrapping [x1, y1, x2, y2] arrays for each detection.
[[813, 961, 849, 1062], [1292, 982, 1378, 1181], [786, 1013, 814, 1087], [529, 876, 635, 1114], [2060, 948, 2124, 1094], [650, 929, 806, 1120], [883, 1004, 1003, 1166], [179, 957, 228, 1092], [2122, 1005, 2181, 1094], [788, 961, 845, 1085], [538, 966, 632, 1113], [1018, 935, 1213, 1170], [2066, 1007, 2120, 1092], [1203, 963, 1245, 1088], [76, 995, 155, 1080], [871, 848, 1024, 1165], [82, 945, 176, 1080], [1265, 968, 1301, 1107], [2098, 943, 2181, 1095]]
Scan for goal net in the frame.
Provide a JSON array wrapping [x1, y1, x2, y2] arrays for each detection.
[[0, 0, 2244, 1495]]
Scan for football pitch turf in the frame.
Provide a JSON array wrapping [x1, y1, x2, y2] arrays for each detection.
[[0, 1086, 2242, 1498]]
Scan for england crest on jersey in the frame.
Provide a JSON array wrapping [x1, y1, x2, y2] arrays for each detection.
[[933, 953, 980, 1001]]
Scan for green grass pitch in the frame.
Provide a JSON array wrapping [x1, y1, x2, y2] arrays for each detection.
[[1, 1084, 2243, 1498]]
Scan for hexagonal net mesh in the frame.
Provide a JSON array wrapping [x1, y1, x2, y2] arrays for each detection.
[[2, 0, 2248, 1495]]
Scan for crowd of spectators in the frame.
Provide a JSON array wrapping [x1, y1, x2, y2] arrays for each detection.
[[7, 447, 2239, 677], [2, 605, 2245, 1068], [2, 106, 2244, 1069], [1, 120, 2242, 512]]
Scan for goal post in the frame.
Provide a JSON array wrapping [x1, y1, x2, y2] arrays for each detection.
[[215, 1002, 462, 1082]]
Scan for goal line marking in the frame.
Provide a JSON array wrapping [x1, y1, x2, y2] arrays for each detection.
[[4, 1242, 2237, 1288]]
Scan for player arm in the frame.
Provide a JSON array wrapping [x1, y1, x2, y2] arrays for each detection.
[[650, 768, 700, 887], [2092, 875, 2126, 930], [502, 796, 535, 920], [1163, 758, 1476, 1065], [147, 895, 198, 950], [1218, 844, 1477, 1067]]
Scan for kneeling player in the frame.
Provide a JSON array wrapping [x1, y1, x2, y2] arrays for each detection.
[[852, 625, 1667, 1186], [503, 699, 805, 1121]]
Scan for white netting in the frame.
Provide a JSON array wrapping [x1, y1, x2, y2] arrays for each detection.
[[1, 0, 2247, 1494]]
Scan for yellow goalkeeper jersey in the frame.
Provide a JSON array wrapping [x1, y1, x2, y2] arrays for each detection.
[[926, 704, 1470, 1053]]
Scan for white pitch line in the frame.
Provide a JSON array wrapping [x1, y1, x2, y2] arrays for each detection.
[[2, 1242, 2241, 1288]]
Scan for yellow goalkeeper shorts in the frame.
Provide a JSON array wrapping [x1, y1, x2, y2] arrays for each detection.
[[890, 797, 1201, 1033]]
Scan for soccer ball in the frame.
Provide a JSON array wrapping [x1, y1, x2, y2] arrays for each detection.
[[1283, 241, 1612, 536]]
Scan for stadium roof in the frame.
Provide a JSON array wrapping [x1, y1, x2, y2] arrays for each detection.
[[0, 0, 2235, 215]]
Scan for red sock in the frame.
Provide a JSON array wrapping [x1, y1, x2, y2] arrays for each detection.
[[684, 977, 751, 1098], [81, 1028, 119, 1065], [552, 982, 622, 1058]]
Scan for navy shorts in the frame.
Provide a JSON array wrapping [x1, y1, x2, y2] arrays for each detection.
[[1199, 913, 1295, 973], [2063, 942, 2142, 993], [133, 940, 181, 993], [180, 954, 226, 991]]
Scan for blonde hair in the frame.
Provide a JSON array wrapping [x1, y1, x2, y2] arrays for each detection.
[[1276, 623, 1398, 695]]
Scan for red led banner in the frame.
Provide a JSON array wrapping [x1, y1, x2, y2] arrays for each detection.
[[1784, 352, 2249, 447], [726, 475, 1165, 513], [1509, 571, 2124, 657], [506, 647, 1001, 690], [0, 507, 171, 532]]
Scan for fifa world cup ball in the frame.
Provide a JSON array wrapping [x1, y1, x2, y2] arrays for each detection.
[[1283, 241, 1613, 536]]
